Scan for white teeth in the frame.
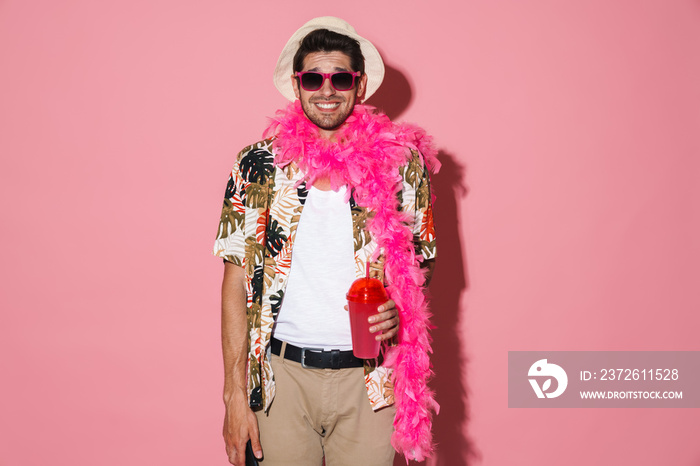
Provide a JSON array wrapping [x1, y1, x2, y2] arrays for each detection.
[[316, 102, 340, 109]]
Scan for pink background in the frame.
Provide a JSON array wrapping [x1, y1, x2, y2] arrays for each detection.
[[1, 1, 699, 465]]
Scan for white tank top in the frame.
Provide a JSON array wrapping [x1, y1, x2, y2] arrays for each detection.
[[273, 185, 356, 350]]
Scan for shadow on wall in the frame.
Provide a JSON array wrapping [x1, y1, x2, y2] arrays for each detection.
[[367, 61, 412, 120], [427, 151, 479, 466], [395, 151, 479, 466]]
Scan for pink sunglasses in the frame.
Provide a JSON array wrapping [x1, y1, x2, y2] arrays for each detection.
[[295, 71, 361, 91]]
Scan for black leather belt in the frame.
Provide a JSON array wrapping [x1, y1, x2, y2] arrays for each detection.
[[270, 337, 364, 369]]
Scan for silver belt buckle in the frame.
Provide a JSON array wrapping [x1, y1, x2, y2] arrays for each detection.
[[300, 347, 323, 369]]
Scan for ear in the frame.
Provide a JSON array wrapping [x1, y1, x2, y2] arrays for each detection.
[[291, 75, 301, 100], [356, 73, 368, 102]]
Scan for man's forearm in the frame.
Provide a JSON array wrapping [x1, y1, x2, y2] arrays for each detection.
[[221, 261, 248, 402], [220, 261, 263, 464]]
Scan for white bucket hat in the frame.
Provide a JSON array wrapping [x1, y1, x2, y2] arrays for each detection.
[[273, 16, 385, 102]]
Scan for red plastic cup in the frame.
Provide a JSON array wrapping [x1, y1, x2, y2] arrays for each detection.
[[347, 274, 388, 359]]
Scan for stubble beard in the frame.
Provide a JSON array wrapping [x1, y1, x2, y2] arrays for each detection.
[[301, 98, 356, 132]]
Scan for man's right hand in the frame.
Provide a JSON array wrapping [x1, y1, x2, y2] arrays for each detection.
[[223, 390, 263, 465]]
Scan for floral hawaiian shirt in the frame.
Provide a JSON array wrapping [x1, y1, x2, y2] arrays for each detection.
[[213, 138, 436, 412]]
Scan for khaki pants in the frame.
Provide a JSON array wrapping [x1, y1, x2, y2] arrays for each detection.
[[255, 350, 395, 466]]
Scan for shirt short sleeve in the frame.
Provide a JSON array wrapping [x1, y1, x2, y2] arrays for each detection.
[[213, 155, 247, 266]]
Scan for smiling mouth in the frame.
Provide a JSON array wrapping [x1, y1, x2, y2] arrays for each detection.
[[314, 102, 341, 110]]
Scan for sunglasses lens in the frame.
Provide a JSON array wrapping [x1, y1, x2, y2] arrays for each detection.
[[300, 72, 324, 91], [331, 72, 355, 90]]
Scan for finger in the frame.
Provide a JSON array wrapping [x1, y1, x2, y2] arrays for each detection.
[[228, 433, 249, 466], [370, 315, 399, 334], [369, 316, 395, 332], [377, 300, 396, 313], [223, 430, 234, 462], [375, 323, 398, 341], [368, 309, 398, 325], [236, 440, 250, 466], [249, 422, 263, 459], [378, 326, 398, 340], [228, 446, 242, 465]]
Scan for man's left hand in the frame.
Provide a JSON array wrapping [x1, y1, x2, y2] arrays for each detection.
[[368, 300, 399, 341]]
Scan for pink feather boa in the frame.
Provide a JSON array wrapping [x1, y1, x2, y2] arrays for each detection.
[[263, 101, 440, 461]]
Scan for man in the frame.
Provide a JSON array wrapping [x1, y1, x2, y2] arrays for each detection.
[[213, 17, 438, 466]]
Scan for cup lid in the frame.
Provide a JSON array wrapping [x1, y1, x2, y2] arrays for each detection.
[[346, 277, 387, 303]]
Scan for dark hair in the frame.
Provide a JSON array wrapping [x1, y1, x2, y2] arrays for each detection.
[[292, 29, 365, 74]]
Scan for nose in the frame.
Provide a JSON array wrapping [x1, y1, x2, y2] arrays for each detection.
[[318, 76, 336, 97]]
